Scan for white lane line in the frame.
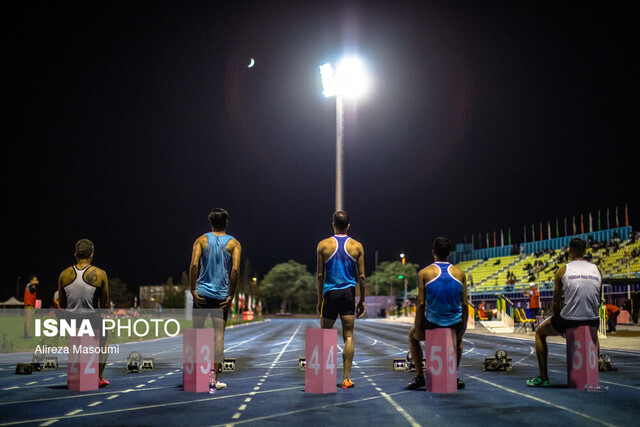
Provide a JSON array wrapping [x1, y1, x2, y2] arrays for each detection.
[[244, 398, 251, 403], [229, 322, 303, 423], [38, 420, 58, 427], [380, 392, 420, 427], [25, 382, 37, 385], [65, 410, 82, 416], [87, 402, 102, 407], [107, 395, 119, 400], [147, 380, 155, 384], [212, 391, 410, 426], [3, 386, 18, 391], [135, 384, 145, 388], [467, 375, 615, 427]]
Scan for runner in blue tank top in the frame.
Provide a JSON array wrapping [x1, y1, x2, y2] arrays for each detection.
[[406, 237, 468, 391], [316, 211, 366, 389], [190, 208, 241, 390]]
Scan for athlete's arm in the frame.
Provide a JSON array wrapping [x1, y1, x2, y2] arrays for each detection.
[[189, 236, 206, 305], [58, 270, 68, 309], [552, 266, 565, 315], [414, 268, 427, 331], [355, 242, 366, 318], [99, 269, 110, 309], [458, 268, 469, 329], [597, 266, 604, 304], [316, 241, 326, 316], [221, 239, 241, 310]]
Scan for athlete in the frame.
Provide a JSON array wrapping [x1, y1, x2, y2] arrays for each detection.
[[58, 239, 110, 387], [190, 208, 241, 390], [527, 237, 603, 387], [316, 210, 366, 389], [406, 237, 468, 390]]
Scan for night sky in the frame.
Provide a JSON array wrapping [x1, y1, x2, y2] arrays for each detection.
[[4, 1, 638, 302]]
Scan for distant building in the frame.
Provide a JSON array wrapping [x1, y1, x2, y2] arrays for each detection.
[[139, 285, 180, 308]]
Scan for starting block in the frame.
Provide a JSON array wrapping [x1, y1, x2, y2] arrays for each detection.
[[15, 363, 33, 375], [299, 357, 306, 370], [483, 349, 512, 371], [67, 332, 100, 391], [566, 326, 599, 389], [140, 357, 155, 371], [183, 328, 214, 392], [221, 358, 236, 372], [424, 328, 457, 393], [393, 351, 425, 372], [305, 328, 337, 393]]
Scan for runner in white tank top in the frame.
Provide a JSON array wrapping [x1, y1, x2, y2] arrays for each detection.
[[526, 237, 603, 387]]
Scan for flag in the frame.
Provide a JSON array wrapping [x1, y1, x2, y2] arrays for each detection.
[[598, 210, 601, 231], [564, 217, 568, 237], [486, 232, 489, 249], [581, 214, 584, 234], [589, 212, 593, 233], [471, 234, 475, 248], [607, 208, 610, 229], [493, 230, 496, 247], [508, 227, 512, 245], [524, 225, 527, 243], [573, 216, 576, 235], [616, 206, 619, 227], [500, 229, 504, 247], [556, 218, 559, 238], [547, 221, 551, 240], [539, 222, 543, 241], [532, 224, 535, 242], [625, 204, 629, 226]]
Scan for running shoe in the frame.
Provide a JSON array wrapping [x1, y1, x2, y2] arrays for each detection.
[[526, 376, 549, 387], [215, 381, 227, 390], [341, 379, 354, 389], [98, 377, 110, 387], [405, 375, 425, 390], [457, 378, 465, 389]]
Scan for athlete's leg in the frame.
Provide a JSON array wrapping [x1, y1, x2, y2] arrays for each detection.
[[212, 310, 227, 379], [408, 326, 424, 377], [455, 327, 465, 368], [339, 315, 355, 381], [534, 317, 559, 380]]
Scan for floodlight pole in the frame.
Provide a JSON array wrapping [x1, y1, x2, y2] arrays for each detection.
[[335, 95, 344, 212]]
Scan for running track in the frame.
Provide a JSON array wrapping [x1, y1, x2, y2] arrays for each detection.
[[1, 319, 639, 426]]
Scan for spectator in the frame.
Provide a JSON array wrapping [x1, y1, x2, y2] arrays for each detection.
[[605, 303, 620, 333], [631, 290, 640, 325]]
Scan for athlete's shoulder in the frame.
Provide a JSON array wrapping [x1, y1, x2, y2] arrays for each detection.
[[59, 266, 76, 285], [448, 264, 466, 280], [555, 264, 567, 280], [419, 264, 440, 280]]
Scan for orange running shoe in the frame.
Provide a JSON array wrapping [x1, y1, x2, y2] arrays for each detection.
[[98, 377, 110, 387], [341, 379, 354, 389]]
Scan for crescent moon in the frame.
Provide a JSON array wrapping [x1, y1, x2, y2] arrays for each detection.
[[248, 58, 255, 68]]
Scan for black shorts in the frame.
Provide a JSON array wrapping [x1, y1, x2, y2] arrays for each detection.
[[550, 315, 599, 334], [425, 318, 466, 334], [322, 287, 356, 321], [193, 296, 229, 322]]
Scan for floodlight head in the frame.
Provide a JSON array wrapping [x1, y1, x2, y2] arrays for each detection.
[[320, 63, 337, 98], [320, 57, 371, 99]]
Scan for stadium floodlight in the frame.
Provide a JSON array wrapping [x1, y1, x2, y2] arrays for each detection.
[[319, 56, 371, 212]]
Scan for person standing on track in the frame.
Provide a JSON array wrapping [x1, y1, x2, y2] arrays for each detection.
[[316, 210, 366, 389], [525, 284, 541, 330], [527, 237, 603, 387], [58, 239, 110, 387], [406, 237, 468, 390], [23, 275, 38, 338], [190, 208, 241, 391]]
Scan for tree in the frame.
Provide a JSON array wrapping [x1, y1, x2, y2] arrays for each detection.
[[108, 278, 133, 308], [159, 275, 187, 309], [366, 261, 419, 297], [260, 260, 316, 313]]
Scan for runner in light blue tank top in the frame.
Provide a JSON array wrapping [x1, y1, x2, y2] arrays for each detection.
[[323, 235, 357, 294], [196, 232, 234, 299], [424, 262, 463, 326]]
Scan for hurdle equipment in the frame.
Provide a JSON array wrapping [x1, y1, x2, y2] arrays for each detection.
[[305, 328, 337, 393], [566, 325, 599, 389], [67, 332, 100, 391], [424, 328, 457, 393], [183, 328, 214, 392]]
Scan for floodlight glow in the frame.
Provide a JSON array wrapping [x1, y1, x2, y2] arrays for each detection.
[[335, 57, 370, 99]]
